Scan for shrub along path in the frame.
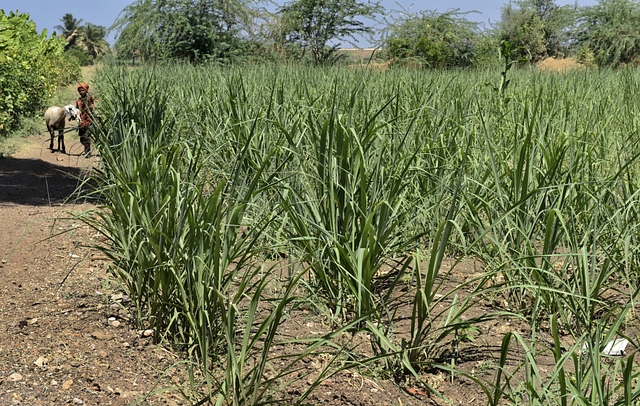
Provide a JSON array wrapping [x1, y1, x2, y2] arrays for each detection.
[[0, 132, 515, 406]]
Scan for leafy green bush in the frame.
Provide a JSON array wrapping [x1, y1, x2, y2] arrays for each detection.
[[575, 0, 640, 67], [381, 9, 481, 68], [111, 0, 250, 63], [576, 44, 596, 66], [497, 4, 546, 61], [0, 10, 81, 138], [473, 33, 501, 68], [64, 47, 94, 66], [496, 0, 576, 62]]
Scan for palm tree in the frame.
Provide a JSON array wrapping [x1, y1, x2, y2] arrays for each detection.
[[77, 23, 110, 58], [55, 13, 83, 49]]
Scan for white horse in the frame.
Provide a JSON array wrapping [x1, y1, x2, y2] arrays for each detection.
[[44, 105, 80, 153]]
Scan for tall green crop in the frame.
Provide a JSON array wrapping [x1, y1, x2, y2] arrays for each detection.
[[79, 61, 640, 403]]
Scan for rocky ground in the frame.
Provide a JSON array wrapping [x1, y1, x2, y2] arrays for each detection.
[[0, 135, 190, 405]]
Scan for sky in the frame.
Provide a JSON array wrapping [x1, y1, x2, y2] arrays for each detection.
[[0, 0, 600, 47]]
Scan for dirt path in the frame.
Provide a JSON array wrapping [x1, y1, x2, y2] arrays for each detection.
[[0, 134, 184, 405]]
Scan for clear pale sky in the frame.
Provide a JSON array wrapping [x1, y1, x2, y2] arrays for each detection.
[[0, 0, 599, 47]]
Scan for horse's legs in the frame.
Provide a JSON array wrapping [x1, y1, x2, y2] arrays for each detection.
[[58, 129, 65, 153], [49, 128, 55, 151]]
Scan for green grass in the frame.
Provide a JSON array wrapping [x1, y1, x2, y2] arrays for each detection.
[[74, 62, 640, 404]]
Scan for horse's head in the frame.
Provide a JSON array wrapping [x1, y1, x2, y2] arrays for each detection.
[[64, 105, 80, 121]]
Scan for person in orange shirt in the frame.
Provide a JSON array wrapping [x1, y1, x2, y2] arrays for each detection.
[[75, 83, 95, 157]]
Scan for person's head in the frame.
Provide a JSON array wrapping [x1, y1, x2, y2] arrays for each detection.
[[77, 83, 89, 96]]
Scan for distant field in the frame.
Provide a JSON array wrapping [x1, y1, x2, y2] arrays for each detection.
[[337, 47, 378, 61]]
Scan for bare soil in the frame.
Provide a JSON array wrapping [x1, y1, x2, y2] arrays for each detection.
[[0, 132, 523, 405], [536, 57, 584, 72]]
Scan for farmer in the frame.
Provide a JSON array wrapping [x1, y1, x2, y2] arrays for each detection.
[[75, 83, 95, 157]]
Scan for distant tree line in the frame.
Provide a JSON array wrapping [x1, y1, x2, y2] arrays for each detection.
[[383, 0, 640, 68], [54, 13, 110, 66], [9, 0, 640, 75], [104, 0, 640, 68]]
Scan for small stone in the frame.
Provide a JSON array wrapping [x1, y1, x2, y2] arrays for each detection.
[[62, 379, 73, 390], [72, 398, 84, 404], [34, 356, 48, 367], [91, 331, 111, 340], [97, 350, 107, 358], [109, 319, 121, 328], [8, 372, 23, 382], [51, 379, 58, 386], [142, 329, 154, 338]]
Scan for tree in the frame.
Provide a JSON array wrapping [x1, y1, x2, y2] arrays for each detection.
[[575, 0, 640, 67], [382, 9, 481, 68], [110, 0, 156, 62], [76, 23, 110, 59], [54, 13, 83, 50], [55, 14, 110, 61], [277, 0, 382, 65], [111, 0, 253, 62], [497, 2, 546, 61], [496, 0, 576, 62], [530, 0, 576, 57]]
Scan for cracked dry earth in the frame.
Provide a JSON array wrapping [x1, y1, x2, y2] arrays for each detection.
[[0, 135, 185, 406]]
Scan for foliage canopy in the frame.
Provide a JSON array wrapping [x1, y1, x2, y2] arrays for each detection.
[[575, 0, 640, 67], [55, 13, 83, 48], [496, 0, 577, 62], [55, 13, 110, 62], [111, 0, 253, 62], [276, 0, 382, 65], [381, 9, 482, 68]]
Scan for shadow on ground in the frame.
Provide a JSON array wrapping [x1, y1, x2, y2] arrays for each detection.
[[0, 154, 89, 206]]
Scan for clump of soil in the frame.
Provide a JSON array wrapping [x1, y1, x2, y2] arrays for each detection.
[[536, 57, 584, 72]]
